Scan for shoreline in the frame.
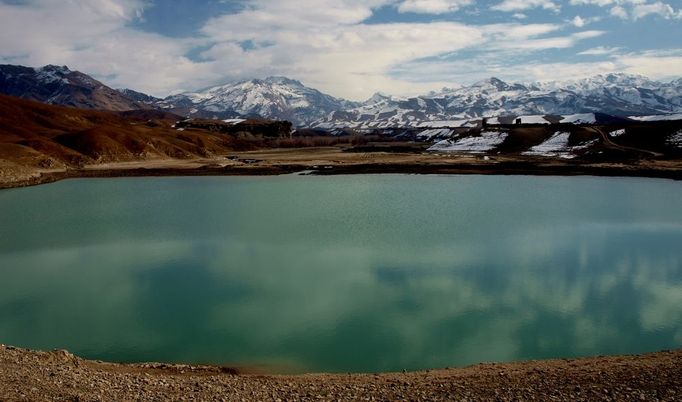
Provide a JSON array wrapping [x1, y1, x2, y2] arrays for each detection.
[[1, 345, 680, 401], [2, 153, 682, 190]]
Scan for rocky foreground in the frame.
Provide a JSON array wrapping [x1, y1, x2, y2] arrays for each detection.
[[1, 345, 681, 401]]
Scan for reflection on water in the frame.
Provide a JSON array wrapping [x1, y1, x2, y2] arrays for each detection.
[[0, 175, 681, 373]]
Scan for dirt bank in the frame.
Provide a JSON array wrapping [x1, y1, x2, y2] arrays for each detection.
[[1, 345, 680, 401], [2, 148, 682, 189]]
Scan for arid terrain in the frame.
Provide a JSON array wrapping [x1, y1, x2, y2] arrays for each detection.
[[1, 345, 681, 401]]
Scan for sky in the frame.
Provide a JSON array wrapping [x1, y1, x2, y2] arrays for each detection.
[[0, 0, 681, 100]]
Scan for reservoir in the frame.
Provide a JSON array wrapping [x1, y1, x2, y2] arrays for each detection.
[[0, 174, 681, 373]]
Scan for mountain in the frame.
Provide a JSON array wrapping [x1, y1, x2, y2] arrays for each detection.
[[117, 88, 162, 105], [158, 77, 360, 126], [1, 64, 681, 128], [311, 74, 682, 129], [0, 64, 149, 111]]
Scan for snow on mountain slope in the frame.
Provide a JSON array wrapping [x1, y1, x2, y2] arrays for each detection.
[[416, 128, 454, 140], [517, 115, 551, 124], [523, 131, 573, 158], [630, 113, 682, 121], [310, 74, 682, 129], [560, 113, 596, 124], [416, 119, 473, 128], [668, 130, 682, 147], [521, 131, 598, 159], [428, 131, 508, 153]]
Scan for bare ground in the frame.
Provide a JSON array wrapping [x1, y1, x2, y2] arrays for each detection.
[[1, 345, 681, 401], [2, 148, 682, 189]]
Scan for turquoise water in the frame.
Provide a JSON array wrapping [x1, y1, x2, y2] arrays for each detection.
[[0, 175, 681, 373]]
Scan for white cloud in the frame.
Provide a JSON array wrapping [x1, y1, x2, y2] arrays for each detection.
[[393, 47, 682, 85], [617, 49, 682, 78], [632, 1, 682, 19], [201, 16, 489, 98], [578, 46, 622, 55], [572, 15, 587, 26], [0, 0, 680, 100], [570, 15, 601, 26], [0, 0, 210, 95], [569, 0, 616, 6], [491, 0, 560, 12], [495, 30, 604, 50], [610, 5, 629, 18], [397, 0, 474, 14], [197, 1, 586, 99], [570, 0, 682, 21]]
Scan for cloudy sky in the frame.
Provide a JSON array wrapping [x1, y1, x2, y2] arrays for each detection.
[[0, 0, 680, 100]]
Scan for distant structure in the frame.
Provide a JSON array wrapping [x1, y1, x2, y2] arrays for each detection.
[[515, 118, 522, 125]]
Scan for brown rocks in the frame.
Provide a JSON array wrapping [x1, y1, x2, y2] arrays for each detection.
[[1, 346, 681, 401]]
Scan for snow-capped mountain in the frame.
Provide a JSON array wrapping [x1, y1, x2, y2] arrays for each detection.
[[158, 77, 359, 126], [1, 64, 681, 128], [311, 74, 682, 129], [0, 64, 146, 111]]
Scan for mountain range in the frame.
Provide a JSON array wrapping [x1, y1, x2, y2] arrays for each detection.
[[2, 64, 681, 128]]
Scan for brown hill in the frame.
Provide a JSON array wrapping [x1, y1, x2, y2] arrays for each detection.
[[0, 94, 287, 177]]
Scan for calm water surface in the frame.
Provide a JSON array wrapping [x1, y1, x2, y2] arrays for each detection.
[[0, 175, 681, 373]]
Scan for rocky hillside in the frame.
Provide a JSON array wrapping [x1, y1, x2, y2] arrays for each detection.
[[0, 64, 147, 111]]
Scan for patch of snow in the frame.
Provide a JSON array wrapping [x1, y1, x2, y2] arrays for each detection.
[[609, 129, 626, 137], [523, 131, 597, 158], [417, 128, 453, 140], [176, 128, 185, 131], [223, 118, 246, 125], [428, 131, 508, 153], [667, 130, 682, 147], [629, 114, 682, 121], [290, 99, 311, 108], [35, 68, 69, 84], [572, 138, 598, 151], [517, 115, 550, 124], [561, 113, 596, 124], [416, 120, 469, 128], [523, 131, 571, 157]]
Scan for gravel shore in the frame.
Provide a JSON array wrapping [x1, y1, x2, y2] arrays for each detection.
[[1, 345, 680, 401]]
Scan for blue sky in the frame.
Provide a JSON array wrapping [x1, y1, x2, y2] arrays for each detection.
[[0, 0, 681, 99]]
